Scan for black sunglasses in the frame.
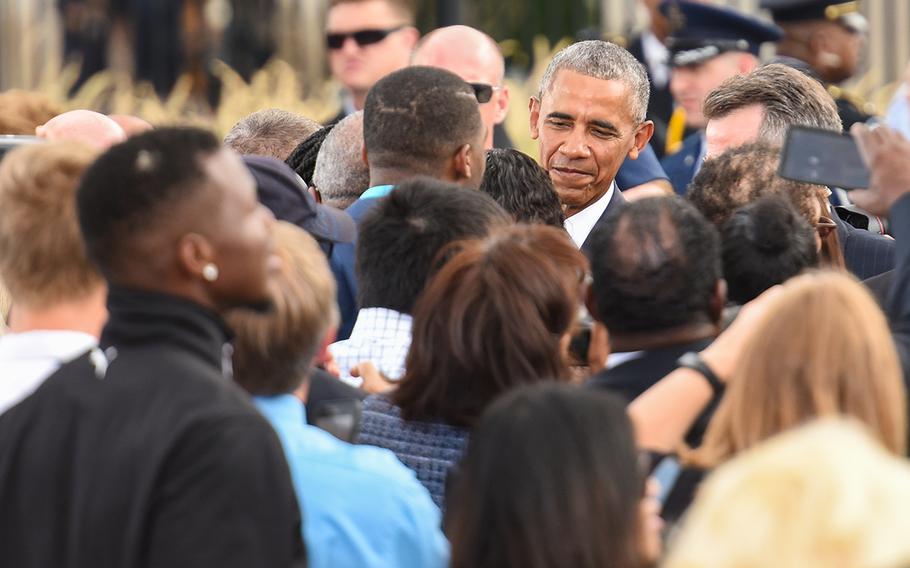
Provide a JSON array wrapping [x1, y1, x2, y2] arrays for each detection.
[[326, 25, 406, 50], [468, 82, 499, 104]]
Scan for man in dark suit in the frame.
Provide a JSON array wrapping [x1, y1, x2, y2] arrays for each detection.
[[528, 40, 654, 252], [761, 0, 873, 130], [658, 0, 783, 195], [586, 197, 724, 445], [699, 63, 894, 279]]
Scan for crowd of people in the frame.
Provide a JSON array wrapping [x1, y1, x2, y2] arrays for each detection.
[[4, 0, 910, 566]]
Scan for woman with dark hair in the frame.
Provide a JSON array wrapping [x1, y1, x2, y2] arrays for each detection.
[[356, 224, 588, 509], [448, 384, 662, 568]]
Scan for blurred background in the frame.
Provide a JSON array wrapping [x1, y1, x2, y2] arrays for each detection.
[[1, 0, 907, 150]]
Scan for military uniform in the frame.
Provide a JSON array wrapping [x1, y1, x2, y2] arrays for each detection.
[[657, 0, 783, 195], [761, 0, 875, 130]]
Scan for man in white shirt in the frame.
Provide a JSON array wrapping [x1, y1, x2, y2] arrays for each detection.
[[0, 142, 108, 414], [528, 40, 654, 252]]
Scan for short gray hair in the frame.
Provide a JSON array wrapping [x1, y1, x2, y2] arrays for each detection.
[[224, 108, 321, 160], [703, 64, 843, 145], [312, 111, 370, 209], [537, 40, 650, 123]]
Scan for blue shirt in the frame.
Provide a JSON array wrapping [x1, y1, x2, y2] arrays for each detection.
[[358, 184, 395, 200], [254, 395, 449, 568]]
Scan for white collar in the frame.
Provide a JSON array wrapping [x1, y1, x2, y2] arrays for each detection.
[[563, 182, 616, 249], [605, 350, 646, 370]]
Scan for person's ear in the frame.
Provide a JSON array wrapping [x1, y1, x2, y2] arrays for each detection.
[[627, 120, 655, 160], [529, 97, 541, 140], [451, 143, 474, 182], [709, 278, 728, 328], [309, 186, 322, 203], [400, 26, 420, 49], [361, 145, 370, 168], [177, 233, 216, 282], [494, 84, 511, 124]]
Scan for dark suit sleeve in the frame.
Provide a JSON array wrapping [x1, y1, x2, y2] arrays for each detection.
[[615, 144, 669, 190], [145, 414, 306, 568], [887, 194, 910, 384]]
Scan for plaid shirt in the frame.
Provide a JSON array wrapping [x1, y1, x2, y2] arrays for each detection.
[[329, 308, 412, 387]]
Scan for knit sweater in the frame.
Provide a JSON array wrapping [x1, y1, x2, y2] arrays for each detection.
[[356, 394, 469, 511]]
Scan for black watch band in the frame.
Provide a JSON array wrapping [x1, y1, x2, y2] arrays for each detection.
[[676, 351, 724, 397]]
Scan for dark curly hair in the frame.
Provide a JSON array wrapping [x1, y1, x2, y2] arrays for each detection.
[[479, 148, 565, 227], [687, 142, 824, 228]]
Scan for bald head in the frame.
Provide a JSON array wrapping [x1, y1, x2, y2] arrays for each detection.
[[109, 114, 154, 137], [412, 25, 510, 149], [36, 110, 127, 150]]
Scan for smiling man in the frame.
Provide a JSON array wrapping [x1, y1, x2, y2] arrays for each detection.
[[325, 0, 420, 123], [529, 40, 653, 250]]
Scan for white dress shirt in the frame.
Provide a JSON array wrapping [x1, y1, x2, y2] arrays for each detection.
[[329, 307, 412, 387], [564, 182, 616, 248], [0, 330, 97, 415]]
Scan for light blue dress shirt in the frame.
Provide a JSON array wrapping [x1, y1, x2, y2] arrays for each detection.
[[254, 395, 449, 568], [358, 184, 395, 200]]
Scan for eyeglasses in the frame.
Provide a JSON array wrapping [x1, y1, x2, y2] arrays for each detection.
[[816, 217, 838, 239], [326, 25, 406, 50], [468, 82, 502, 104]]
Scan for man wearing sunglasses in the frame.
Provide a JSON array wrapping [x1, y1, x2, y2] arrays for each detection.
[[325, 0, 419, 124], [412, 26, 511, 151]]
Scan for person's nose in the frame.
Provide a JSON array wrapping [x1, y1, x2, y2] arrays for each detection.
[[559, 127, 592, 159]]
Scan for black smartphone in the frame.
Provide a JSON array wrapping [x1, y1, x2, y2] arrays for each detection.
[[779, 126, 870, 189], [0, 136, 42, 163]]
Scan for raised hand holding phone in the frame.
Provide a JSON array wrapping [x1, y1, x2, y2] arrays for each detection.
[[849, 124, 910, 217]]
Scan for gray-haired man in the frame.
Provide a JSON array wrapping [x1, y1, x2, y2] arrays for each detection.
[[529, 40, 654, 251]]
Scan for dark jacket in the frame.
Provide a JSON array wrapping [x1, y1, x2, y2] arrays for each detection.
[[0, 287, 305, 568], [580, 188, 627, 255], [587, 336, 717, 447], [661, 132, 703, 196], [329, 195, 381, 340], [836, 214, 895, 280]]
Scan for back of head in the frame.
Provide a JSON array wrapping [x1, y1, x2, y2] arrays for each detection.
[[703, 63, 842, 144], [688, 142, 824, 227], [0, 89, 62, 135], [356, 177, 510, 314], [666, 419, 910, 568], [693, 271, 907, 468], [588, 197, 720, 335], [449, 384, 644, 568], [36, 110, 127, 150], [312, 111, 369, 209], [722, 195, 818, 304], [537, 40, 650, 123], [227, 222, 338, 396], [77, 127, 222, 281], [362, 66, 482, 174], [394, 224, 588, 426], [0, 142, 102, 307], [479, 148, 565, 227], [224, 108, 321, 161]]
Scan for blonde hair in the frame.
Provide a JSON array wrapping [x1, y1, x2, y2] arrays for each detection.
[[0, 142, 103, 307], [690, 270, 906, 467], [227, 222, 338, 395], [665, 419, 910, 568]]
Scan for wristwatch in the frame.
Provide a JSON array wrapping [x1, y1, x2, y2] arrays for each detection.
[[676, 351, 725, 397]]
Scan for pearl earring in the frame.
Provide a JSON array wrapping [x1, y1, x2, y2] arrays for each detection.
[[202, 263, 219, 282]]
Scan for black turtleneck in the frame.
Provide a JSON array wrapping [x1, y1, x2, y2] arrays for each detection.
[[0, 287, 306, 568]]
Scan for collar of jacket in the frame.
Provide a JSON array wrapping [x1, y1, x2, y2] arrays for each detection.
[[100, 286, 234, 372]]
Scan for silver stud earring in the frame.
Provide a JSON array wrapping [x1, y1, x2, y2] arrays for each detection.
[[202, 263, 219, 282]]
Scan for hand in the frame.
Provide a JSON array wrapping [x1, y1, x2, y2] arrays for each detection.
[[350, 361, 394, 394], [848, 123, 910, 216], [700, 286, 783, 382]]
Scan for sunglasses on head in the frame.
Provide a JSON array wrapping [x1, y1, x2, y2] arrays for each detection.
[[326, 25, 406, 49], [468, 82, 500, 104]]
